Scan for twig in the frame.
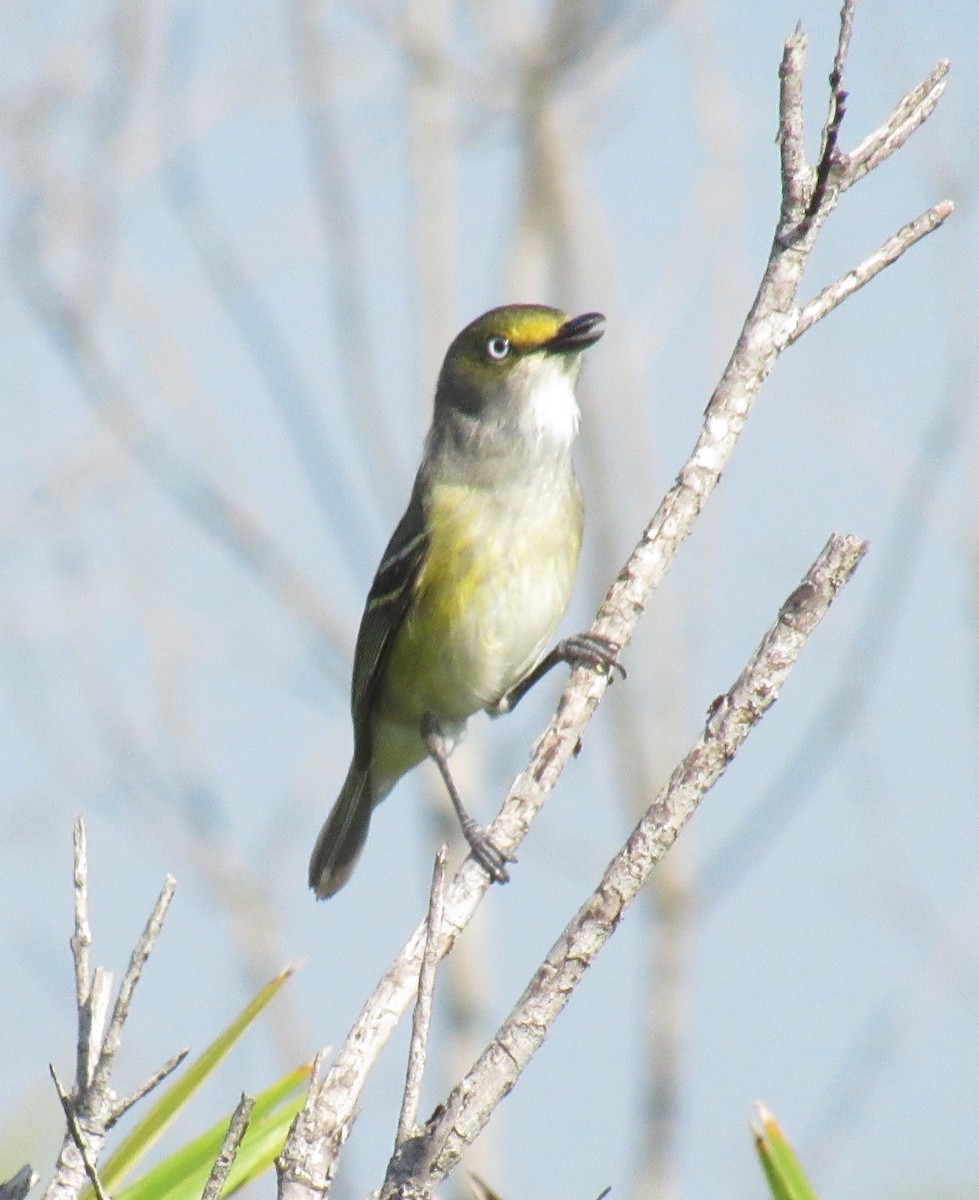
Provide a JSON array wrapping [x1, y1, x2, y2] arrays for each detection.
[[49, 1067, 110, 1200], [70, 818, 102, 1093], [70, 820, 92, 1057], [90, 874, 177, 1104], [201, 1094, 255, 1200], [844, 59, 950, 190], [792, 201, 954, 338], [81, 970, 114, 1108], [395, 848, 448, 1149], [0, 1167, 38, 1200], [382, 535, 868, 1193], [777, 5, 951, 245], [796, 0, 853, 236], [777, 25, 809, 219], [113, 1048, 190, 1122]]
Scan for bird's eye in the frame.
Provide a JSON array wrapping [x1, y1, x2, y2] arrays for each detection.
[[485, 335, 511, 361]]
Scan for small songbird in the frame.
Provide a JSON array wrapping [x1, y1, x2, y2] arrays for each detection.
[[309, 304, 618, 899]]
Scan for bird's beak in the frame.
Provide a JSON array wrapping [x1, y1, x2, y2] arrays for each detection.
[[546, 312, 606, 352]]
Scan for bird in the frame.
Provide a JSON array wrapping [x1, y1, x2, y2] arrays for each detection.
[[309, 303, 619, 899]]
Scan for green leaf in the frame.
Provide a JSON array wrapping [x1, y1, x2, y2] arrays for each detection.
[[752, 1103, 820, 1200], [94, 964, 299, 1196], [117, 1065, 309, 1200]]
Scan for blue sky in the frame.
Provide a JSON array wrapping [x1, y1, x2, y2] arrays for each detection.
[[1, 3, 977, 1198]]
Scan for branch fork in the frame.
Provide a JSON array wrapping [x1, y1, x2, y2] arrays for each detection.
[[43, 819, 183, 1200]]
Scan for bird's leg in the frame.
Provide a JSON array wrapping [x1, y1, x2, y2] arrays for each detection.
[[420, 713, 511, 884], [493, 631, 626, 714]]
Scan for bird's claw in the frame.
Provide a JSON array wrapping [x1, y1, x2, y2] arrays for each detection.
[[558, 632, 626, 682], [463, 822, 512, 884]]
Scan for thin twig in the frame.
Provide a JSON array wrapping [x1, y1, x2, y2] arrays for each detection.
[[112, 1048, 190, 1124], [777, 26, 809, 220], [49, 1067, 110, 1200], [70, 818, 92, 1022], [82, 970, 114, 1104], [795, 0, 852, 235], [395, 847, 448, 1149], [70, 818, 94, 1091], [90, 874, 176, 1100], [201, 1094, 255, 1200], [843, 59, 951, 189], [792, 201, 954, 338]]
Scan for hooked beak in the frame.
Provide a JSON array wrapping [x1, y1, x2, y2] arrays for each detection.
[[546, 311, 605, 352]]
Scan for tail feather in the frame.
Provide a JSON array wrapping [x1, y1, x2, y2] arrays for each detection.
[[309, 763, 374, 899]]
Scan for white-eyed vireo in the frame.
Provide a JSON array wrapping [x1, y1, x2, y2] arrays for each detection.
[[309, 304, 619, 899]]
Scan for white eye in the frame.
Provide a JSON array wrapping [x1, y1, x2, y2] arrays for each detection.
[[485, 335, 511, 361]]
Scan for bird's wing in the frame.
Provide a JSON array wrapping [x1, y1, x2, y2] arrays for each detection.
[[349, 486, 429, 764]]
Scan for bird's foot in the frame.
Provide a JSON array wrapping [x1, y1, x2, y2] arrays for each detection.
[[458, 812, 512, 884], [554, 631, 627, 681]]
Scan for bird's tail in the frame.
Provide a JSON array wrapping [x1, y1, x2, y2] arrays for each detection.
[[308, 761, 374, 899]]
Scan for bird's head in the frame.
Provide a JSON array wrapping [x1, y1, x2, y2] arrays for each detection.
[[432, 305, 605, 459]]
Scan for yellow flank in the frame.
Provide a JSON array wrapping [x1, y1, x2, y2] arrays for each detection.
[[381, 477, 583, 727]]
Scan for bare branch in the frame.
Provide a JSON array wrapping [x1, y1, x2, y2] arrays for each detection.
[[69, 818, 92, 1024], [384, 535, 868, 1191], [80, 971, 114, 1108], [395, 848, 448, 1150], [793, 201, 954, 338], [843, 59, 951, 189], [778, 3, 950, 243], [90, 874, 176, 1101], [278, 862, 490, 1200], [777, 26, 809, 219], [112, 1048, 190, 1123], [70, 818, 97, 1091], [201, 1094, 255, 1200], [795, 2, 852, 237]]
